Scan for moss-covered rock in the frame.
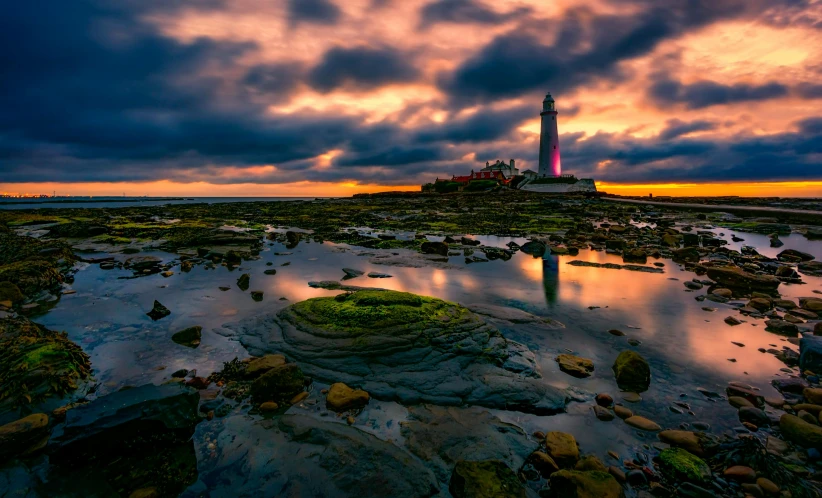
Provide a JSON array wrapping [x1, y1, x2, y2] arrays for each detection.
[[658, 447, 711, 483], [230, 289, 568, 414], [449, 460, 525, 498], [0, 317, 91, 416], [543, 431, 580, 468], [249, 363, 305, 403], [0, 260, 63, 296], [612, 350, 650, 393], [0, 281, 24, 304], [548, 470, 624, 498]]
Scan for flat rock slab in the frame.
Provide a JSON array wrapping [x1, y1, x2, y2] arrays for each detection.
[[225, 291, 568, 415], [467, 304, 564, 328]]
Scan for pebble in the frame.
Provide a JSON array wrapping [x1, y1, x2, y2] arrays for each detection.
[[723, 465, 756, 482], [622, 392, 641, 403], [624, 416, 661, 432], [593, 405, 614, 421], [595, 393, 614, 407], [614, 405, 633, 419]]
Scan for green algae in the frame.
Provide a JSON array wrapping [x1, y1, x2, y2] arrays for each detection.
[[449, 460, 525, 498], [659, 447, 711, 483], [0, 316, 91, 414], [290, 290, 465, 334]]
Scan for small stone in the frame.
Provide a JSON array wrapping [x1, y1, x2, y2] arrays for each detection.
[[624, 416, 661, 432], [326, 382, 370, 412], [346, 415, 355, 425], [622, 392, 642, 403], [614, 405, 633, 419], [250, 290, 264, 301], [259, 401, 279, 412], [543, 431, 580, 468], [290, 391, 309, 405], [756, 477, 779, 495], [556, 354, 595, 378], [593, 405, 614, 421], [527, 451, 559, 477], [595, 393, 614, 407], [723, 465, 756, 482], [729, 396, 754, 409], [146, 300, 170, 320]]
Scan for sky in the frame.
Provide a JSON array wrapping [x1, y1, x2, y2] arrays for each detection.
[[2, 0, 822, 197]]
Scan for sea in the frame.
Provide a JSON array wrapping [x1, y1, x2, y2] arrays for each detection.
[[0, 196, 318, 210]]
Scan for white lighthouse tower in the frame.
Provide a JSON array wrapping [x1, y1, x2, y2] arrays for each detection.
[[538, 93, 561, 177]]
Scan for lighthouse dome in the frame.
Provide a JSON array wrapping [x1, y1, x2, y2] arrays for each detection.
[[542, 93, 555, 111]]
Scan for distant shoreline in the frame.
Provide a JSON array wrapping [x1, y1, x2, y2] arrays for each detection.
[[0, 197, 190, 205]]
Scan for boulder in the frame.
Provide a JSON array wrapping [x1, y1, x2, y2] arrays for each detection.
[[171, 326, 202, 348], [556, 354, 594, 378], [800, 335, 822, 373], [779, 414, 822, 448], [420, 241, 449, 257], [765, 319, 798, 335], [799, 261, 822, 277], [658, 447, 711, 483], [672, 247, 700, 263], [326, 382, 370, 412], [228, 290, 568, 415], [0, 413, 50, 460], [249, 363, 305, 403], [778, 249, 815, 262], [245, 354, 287, 378], [548, 470, 625, 498], [801, 297, 822, 312], [237, 273, 250, 291], [449, 460, 525, 498], [704, 266, 780, 292], [804, 388, 822, 405], [612, 351, 651, 392], [527, 451, 560, 477], [544, 431, 579, 468], [520, 241, 547, 257]]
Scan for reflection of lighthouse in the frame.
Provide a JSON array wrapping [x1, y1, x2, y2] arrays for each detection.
[[538, 93, 561, 177], [542, 256, 559, 305]]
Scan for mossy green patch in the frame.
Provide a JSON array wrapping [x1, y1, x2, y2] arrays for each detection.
[[290, 290, 463, 334], [659, 447, 711, 483]]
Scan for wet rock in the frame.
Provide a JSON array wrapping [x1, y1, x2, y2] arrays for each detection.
[[245, 354, 286, 378], [799, 261, 822, 277], [724, 316, 742, 326], [593, 405, 614, 421], [658, 430, 706, 456], [341, 268, 364, 279], [749, 297, 772, 311], [466, 304, 564, 328], [659, 447, 711, 483], [0, 413, 50, 460], [596, 393, 614, 407], [556, 354, 594, 378], [778, 249, 815, 262], [229, 290, 568, 414], [402, 405, 533, 483], [757, 477, 779, 495], [765, 319, 798, 335], [614, 405, 633, 419], [278, 414, 439, 497], [449, 460, 524, 498], [520, 241, 546, 257], [801, 297, 822, 312], [672, 247, 700, 263], [684, 281, 703, 290], [805, 388, 822, 405], [146, 300, 170, 320], [544, 431, 580, 467], [625, 416, 661, 432], [548, 470, 625, 498], [263, 269, 277, 275], [738, 406, 770, 426], [613, 350, 651, 392], [800, 335, 822, 373], [0, 316, 91, 416], [124, 255, 162, 271], [171, 326, 202, 348], [367, 271, 393, 278], [779, 414, 822, 447], [251, 290, 264, 301], [249, 363, 305, 403], [527, 451, 559, 477], [575, 455, 607, 473], [326, 382, 370, 412], [420, 241, 449, 257], [704, 266, 780, 292], [729, 396, 754, 409], [259, 401, 279, 412], [237, 273, 250, 291], [623, 248, 647, 264]]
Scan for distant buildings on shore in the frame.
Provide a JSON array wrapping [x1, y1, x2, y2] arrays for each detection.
[[423, 93, 596, 194]]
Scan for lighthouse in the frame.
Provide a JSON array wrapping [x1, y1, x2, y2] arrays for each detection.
[[538, 93, 561, 177]]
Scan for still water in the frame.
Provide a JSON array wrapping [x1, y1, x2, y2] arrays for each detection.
[[0, 197, 317, 210], [19, 224, 822, 495]]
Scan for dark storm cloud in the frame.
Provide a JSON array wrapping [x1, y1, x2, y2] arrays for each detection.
[[419, 0, 531, 26], [436, 2, 771, 105], [559, 115, 822, 184], [287, 0, 341, 25], [796, 82, 822, 99], [415, 105, 533, 143], [658, 119, 717, 140], [242, 63, 305, 97], [649, 78, 788, 108], [307, 46, 420, 92]]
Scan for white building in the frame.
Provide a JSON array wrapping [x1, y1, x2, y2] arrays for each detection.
[[481, 159, 518, 178]]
